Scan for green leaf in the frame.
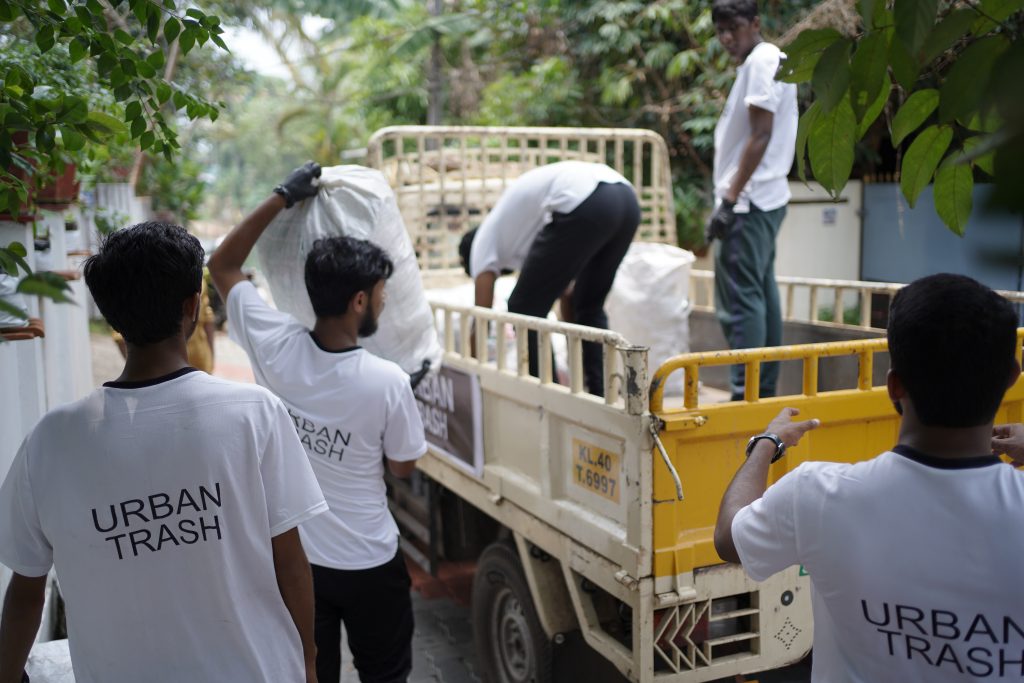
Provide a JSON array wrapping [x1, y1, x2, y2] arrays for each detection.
[[140, 130, 155, 150], [147, 10, 160, 42], [972, 0, 1024, 34], [36, 25, 56, 53], [939, 36, 1009, 123], [900, 124, 953, 207], [136, 60, 156, 79], [114, 28, 134, 45], [891, 89, 939, 146], [0, 297, 28, 321], [849, 32, 889, 121], [796, 101, 821, 182], [130, 116, 146, 138], [857, 80, 890, 138], [124, 101, 142, 121], [172, 91, 187, 109], [59, 126, 85, 151], [809, 96, 857, 196], [156, 82, 172, 104], [888, 37, 919, 90], [185, 8, 203, 20], [17, 273, 73, 303], [163, 17, 180, 45], [860, 0, 878, 31], [210, 33, 228, 51], [47, 0, 65, 13], [86, 110, 128, 134], [6, 242, 27, 259], [146, 51, 165, 70], [0, 250, 17, 277], [963, 136, 996, 176], [921, 9, 975, 64], [934, 159, 973, 235], [894, 0, 938, 56], [113, 84, 132, 102], [179, 28, 195, 54], [69, 37, 87, 63], [778, 29, 843, 84], [812, 39, 852, 113], [59, 96, 88, 124]]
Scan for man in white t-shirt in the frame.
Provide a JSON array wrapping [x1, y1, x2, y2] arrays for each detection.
[[707, 0, 798, 400], [714, 273, 1024, 682], [209, 163, 427, 683], [458, 160, 640, 396], [0, 222, 328, 683]]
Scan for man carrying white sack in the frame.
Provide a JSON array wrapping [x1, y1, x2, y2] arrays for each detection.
[[209, 162, 428, 683], [458, 160, 641, 396]]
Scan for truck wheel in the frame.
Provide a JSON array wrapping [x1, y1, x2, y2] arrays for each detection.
[[472, 542, 553, 683]]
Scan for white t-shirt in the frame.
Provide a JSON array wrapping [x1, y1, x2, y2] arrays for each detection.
[[469, 161, 632, 277], [732, 446, 1024, 682], [713, 42, 798, 213], [0, 369, 328, 683], [228, 281, 427, 570]]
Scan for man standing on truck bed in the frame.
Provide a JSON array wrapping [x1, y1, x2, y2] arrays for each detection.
[[706, 0, 798, 400], [459, 160, 640, 397], [209, 163, 427, 683], [0, 222, 327, 683], [715, 273, 1024, 682]]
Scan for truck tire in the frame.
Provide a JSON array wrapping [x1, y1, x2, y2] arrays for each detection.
[[472, 541, 553, 683]]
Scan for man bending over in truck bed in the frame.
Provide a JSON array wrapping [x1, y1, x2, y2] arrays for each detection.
[[714, 273, 1024, 682], [0, 222, 327, 683], [209, 163, 427, 683], [459, 160, 640, 397]]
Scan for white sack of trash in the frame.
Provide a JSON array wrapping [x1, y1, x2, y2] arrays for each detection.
[[255, 165, 443, 375]]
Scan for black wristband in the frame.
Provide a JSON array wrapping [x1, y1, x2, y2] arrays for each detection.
[[746, 432, 786, 463], [272, 185, 293, 208]]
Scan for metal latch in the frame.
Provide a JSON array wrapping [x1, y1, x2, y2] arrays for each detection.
[[649, 417, 684, 501]]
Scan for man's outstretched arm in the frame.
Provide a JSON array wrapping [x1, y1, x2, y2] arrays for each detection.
[[208, 162, 321, 301], [0, 573, 47, 683], [714, 408, 819, 563]]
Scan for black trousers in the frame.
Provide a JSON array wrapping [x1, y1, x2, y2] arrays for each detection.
[[311, 552, 414, 683], [507, 181, 641, 396]]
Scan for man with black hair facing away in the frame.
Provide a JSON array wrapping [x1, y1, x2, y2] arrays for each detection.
[[458, 160, 640, 396], [209, 163, 426, 683], [706, 0, 798, 400], [715, 273, 1024, 682], [0, 223, 328, 683]]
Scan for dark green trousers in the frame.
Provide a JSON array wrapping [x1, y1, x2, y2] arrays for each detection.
[[713, 204, 786, 400]]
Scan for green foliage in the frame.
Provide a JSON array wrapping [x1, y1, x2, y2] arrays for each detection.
[[783, 0, 1024, 234], [0, 0, 228, 216], [139, 153, 206, 224], [0, 240, 70, 321]]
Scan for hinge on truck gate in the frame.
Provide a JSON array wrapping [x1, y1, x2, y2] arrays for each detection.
[[649, 417, 684, 501]]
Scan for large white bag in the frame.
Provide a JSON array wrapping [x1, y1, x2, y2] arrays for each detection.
[[605, 242, 694, 389], [256, 165, 442, 374]]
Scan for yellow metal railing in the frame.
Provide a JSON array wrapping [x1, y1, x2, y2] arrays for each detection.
[[651, 330, 1024, 412], [651, 338, 888, 411]]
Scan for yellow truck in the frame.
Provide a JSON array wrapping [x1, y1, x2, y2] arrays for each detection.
[[366, 125, 1024, 682]]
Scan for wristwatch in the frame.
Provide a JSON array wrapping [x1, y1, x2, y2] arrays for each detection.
[[746, 432, 787, 463]]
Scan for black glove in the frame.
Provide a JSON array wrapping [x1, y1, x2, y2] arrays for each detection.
[[409, 359, 431, 390], [704, 199, 737, 243], [274, 161, 321, 208]]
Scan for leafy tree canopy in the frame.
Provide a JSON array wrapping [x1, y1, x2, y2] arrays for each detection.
[[784, 0, 1023, 235]]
